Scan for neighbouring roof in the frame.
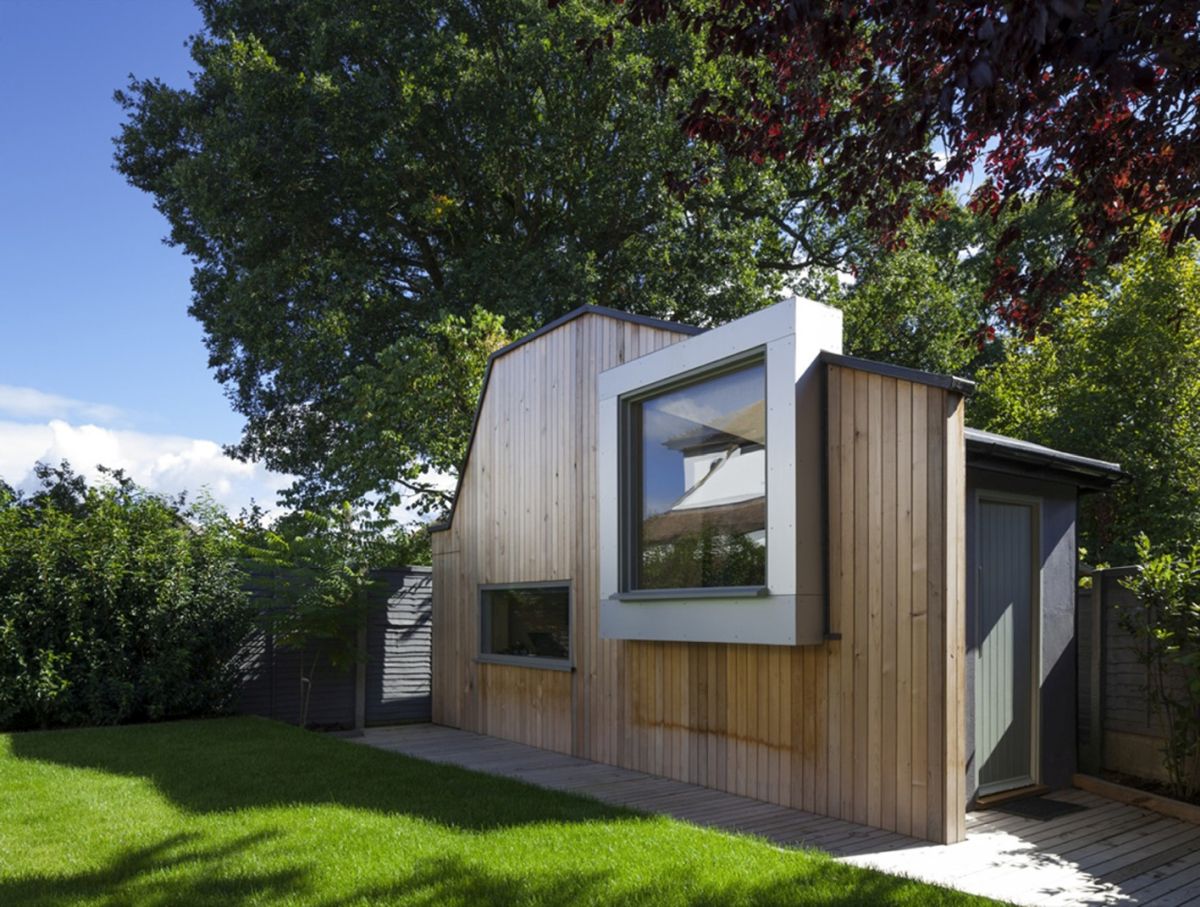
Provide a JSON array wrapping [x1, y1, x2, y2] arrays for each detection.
[[664, 399, 766, 452], [965, 427, 1127, 489]]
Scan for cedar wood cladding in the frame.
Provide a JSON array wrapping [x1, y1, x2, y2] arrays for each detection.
[[431, 311, 967, 844]]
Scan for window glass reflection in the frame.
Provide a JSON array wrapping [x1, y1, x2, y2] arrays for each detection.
[[482, 587, 570, 661], [636, 361, 766, 589]]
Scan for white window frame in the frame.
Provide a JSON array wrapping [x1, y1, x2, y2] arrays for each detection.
[[597, 297, 842, 646]]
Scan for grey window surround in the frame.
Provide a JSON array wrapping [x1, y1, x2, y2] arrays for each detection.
[[599, 297, 843, 646], [478, 581, 572, 670]]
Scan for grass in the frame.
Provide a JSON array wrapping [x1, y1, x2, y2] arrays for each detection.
[[0, 717, 999, 906]]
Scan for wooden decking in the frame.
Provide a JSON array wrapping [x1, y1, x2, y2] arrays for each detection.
[[357, 724, 1200, 906]]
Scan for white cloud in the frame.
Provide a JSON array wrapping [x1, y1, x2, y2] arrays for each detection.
[[0, 385, 126, 424], [0, 385, 448, 527], [0, 418, 291, 516]]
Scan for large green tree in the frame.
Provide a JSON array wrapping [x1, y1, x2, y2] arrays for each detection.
[[116, 0, 846, 515], [818, 201, 989, 378], [808, 194, 1087, 379], [972, 234, 1200, 563]]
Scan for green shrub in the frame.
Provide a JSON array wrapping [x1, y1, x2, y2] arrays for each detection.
[[1119, 534, 1200, 800], [0, 464, 252, 730]]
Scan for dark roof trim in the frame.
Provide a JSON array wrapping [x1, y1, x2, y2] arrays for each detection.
[[490, 304, 704, 366], [818, 351, 975, 396], [965, 427, 1127, 489], [430, 305, 703, 533]]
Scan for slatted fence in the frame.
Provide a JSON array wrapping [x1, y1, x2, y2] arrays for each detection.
[[235, 566, 432, 729], [1077, 566, 1177, 783]]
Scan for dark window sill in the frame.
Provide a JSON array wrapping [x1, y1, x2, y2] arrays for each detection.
[[611, 586, 769, 602], [475, 655, 574, 672]]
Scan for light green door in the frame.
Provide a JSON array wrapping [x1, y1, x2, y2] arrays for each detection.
[[977, 499, 1037, 795]]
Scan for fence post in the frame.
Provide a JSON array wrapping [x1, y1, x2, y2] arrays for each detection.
[[1090, 569, 1106, 773], [1078, 567, 1107, 775], [354, 621, 367, 731]]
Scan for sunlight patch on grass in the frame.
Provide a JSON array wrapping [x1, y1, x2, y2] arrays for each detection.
[[0, 718, 997, 906]]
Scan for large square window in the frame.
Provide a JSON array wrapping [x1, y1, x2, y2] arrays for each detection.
[[600, 298, 841, 643], [626, 359, 767, 590], [480, 584, 570, 666]]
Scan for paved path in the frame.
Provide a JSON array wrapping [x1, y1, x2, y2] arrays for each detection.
[[356, 723, 1200, 906]]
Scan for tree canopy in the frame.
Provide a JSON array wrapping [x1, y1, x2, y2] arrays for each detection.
[[973, 233, 1200, 562], [616, 0, 1200, 333], [115, 0, 850, 514]]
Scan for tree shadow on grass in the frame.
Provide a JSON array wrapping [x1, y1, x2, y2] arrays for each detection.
[[6, 720, 988, 905], [315, 852, 985, 906], [0, 841, 979, 907], [0, 830, 310, 907], [8, 717, 638, 831]]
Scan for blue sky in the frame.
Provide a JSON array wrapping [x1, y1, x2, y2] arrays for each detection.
[[0, 1, 291, 512]]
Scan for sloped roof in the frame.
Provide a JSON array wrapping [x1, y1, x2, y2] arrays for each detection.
[[965, 427, 1127, 489], [430, 306, 1126, 531], [430, 305, 702, 532]]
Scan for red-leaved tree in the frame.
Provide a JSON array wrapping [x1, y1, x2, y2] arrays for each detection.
[[605, 0, 1200, 335]]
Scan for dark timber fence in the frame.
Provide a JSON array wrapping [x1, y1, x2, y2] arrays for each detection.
[[234, 566, 432, 729], [1077, 565, 1175, 782]]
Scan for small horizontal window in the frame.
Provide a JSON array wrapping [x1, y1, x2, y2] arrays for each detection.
[[480, 585, 570, 665]]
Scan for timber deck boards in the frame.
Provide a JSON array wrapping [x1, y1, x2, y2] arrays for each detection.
[[357, 723, 1200, 906]]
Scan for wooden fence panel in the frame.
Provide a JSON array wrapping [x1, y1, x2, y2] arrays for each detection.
[[1077, 567, 1175, 783], [235, 566, 432, 728]]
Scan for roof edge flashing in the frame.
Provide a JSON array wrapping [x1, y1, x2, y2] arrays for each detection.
[[818, 351, 975, 396], [488, 305, 704, 370], [965, 428, 1127, 487]]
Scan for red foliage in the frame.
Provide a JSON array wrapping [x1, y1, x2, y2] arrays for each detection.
[[615, 0, 1200, 335]]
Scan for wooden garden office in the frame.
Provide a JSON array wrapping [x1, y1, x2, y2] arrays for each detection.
[[429, 298, 1123, 844]]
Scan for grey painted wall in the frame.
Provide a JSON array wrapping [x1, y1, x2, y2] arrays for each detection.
[[235, 566, 432, 728], [965, 469, 1079, 802], [365, 569, 433, 724]]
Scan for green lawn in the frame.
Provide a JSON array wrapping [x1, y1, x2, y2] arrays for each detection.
[[0, 717, 997, 906]]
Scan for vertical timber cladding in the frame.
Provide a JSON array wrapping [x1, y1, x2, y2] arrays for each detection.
[[430, 314, 968, 844], [431, 313, 690, 756], [615, 366, 966, 844], [825, 363, 967, 842]]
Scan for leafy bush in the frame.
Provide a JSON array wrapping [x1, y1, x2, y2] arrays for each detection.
[[1119, 534, 1200, 800], [0, 464, 252, 730]]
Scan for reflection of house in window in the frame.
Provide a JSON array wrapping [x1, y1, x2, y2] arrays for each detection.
[[634, 362, 766, 590]]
